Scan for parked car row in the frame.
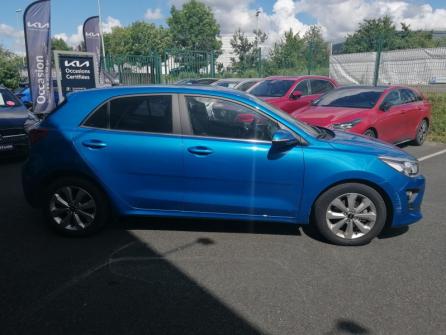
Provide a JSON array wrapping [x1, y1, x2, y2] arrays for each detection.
[[177, 75, 431, 146]]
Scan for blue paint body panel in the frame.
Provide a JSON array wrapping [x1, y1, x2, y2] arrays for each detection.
[[22, 85, 425, 228]]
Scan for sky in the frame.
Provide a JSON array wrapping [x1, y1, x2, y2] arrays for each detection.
[[1, 0, 446, 55]]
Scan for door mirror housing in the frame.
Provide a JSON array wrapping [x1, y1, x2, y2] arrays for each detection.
[[271, 129, 299, 150], [380, 101, 391, 112], [290, 91, 302, 100]]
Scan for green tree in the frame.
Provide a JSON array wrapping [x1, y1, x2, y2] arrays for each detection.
[[269, 29, 305, 70], [0, 46, 21, 89], [303, 25, 329, 74], [51, 37, 72, 51], [104, 21, 171, 55], [343, 16, 440, 53], [230, 29, 267, 73], [167, 0, 222, 52]]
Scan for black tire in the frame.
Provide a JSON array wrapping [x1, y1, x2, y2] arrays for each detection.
[[314, 183, 387, 246], [43, 177, 110, 236], [412, 119, 428, 146], [363, 128, 377, 138]]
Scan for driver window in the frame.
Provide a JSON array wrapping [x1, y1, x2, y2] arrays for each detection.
[[185, 96, 280, 141], [382, 90, 401, 108], [293, 80, 310, 96]]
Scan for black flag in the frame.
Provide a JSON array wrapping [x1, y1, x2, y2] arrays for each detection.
[[83, 16, 101, 83], [23, 0, 55, 114]]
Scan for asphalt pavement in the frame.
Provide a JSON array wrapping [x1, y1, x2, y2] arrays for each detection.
[[1, 142, 446, 335]]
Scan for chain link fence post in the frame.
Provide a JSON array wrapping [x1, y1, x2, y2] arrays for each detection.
[[373, 36, 384, 86]]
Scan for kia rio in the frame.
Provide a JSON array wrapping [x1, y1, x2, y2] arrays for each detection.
[[22, 86, 425, 246]]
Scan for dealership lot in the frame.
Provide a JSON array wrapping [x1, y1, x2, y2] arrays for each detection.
[[1, 142, 445, 335]]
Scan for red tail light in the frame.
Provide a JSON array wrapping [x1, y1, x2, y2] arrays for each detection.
[[29, 128, 49, 145]]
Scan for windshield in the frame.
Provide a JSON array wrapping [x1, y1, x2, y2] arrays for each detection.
[[0, 89, 22, 107], [249, 79, 295, 97], [249, 95, 320, 137], [314, 88, 383, 109]]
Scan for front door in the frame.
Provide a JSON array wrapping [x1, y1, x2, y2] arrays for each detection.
[[376, 90, 406, 143], [180, 95, 304, 219]]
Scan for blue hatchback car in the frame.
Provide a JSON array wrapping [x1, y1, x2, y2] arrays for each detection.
[[22, 85, 425, 245]]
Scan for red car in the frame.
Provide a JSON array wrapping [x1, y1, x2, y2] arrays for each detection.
[[291, 85, 432, 145], [247, 75, 338, 113]]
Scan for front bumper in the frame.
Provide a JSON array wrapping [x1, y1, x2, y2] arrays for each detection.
[[387, 174, 425, 227], [0, 133, 29, 155]]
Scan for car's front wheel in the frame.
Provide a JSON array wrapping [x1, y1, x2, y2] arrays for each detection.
[[44, 177, 110, 236], [314, 183, 387, 246]]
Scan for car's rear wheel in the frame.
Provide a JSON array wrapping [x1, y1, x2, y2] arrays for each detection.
[[363, 128, 377, 138], [413, 119, 428, 146], [44, 177, 110, 236], [314, 183, 387, 246]]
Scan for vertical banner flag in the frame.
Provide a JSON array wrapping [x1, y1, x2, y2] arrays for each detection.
[[23, 0, 55, 114], [83, 16, 101, 83]]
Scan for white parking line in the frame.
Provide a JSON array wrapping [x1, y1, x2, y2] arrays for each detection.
[[418, 149, 446, 162]]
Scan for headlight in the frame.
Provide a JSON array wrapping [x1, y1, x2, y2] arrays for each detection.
[[380, 156, 419, 177], [332, 118, 362, 130]]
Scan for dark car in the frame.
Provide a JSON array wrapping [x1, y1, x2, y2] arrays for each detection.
[[0, 87, 38, 156]]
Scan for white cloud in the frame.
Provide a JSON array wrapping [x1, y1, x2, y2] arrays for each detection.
[[169, 0, 446, 44], [0, 23, 25, 54], [54, 16, 122, 48], [101, 16, 122, 33], [298, 0, 446, 40], [145, 8, 164, 20]]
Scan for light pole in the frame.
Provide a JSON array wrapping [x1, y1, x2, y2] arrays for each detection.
[[15, 8, 25, 67], [97, 0, 107, 69], [255, 8, 261, 34]]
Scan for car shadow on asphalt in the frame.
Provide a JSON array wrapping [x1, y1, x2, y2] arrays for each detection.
[[117, 216, 302, 237]]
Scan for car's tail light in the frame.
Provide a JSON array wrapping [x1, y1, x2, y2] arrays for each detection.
[[29, 128, 48, 145]]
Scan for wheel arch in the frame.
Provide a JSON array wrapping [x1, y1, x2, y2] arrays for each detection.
[[308, 178, 393, 228], [36, 169, 116, 212]]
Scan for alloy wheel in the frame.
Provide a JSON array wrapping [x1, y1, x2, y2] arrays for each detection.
[[326, 193, 377, 240], [417, 120, 428, 144], [49, 186, 97, 231]]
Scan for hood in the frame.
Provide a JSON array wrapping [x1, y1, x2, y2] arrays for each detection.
[[0, 106, 29, 129], [327, 130, 415, 160], [294, 106, 368, 126]]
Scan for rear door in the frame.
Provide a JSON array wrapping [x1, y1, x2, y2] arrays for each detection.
[[73, 94, 184, 211], [400, 88, 424, 138]]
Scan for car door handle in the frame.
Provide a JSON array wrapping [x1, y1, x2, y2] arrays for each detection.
[[187, 146, 213, 156], [82, 139, 107, 149]]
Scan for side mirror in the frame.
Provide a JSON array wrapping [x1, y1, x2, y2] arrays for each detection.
[[271, 129, 298, 150], [290, 91, 302, 100], [380, 102, 391, 112]]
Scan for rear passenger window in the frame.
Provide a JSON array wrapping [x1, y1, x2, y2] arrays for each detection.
[[109, 95, 172, 133], [400, 89, 417, 104], [84, 104, 108, 128], [310, 80, 334, 94]]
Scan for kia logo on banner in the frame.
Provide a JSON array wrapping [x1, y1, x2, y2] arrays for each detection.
[[85, 32, 100, 38], [64, 60, 90, 68], [27, 21, 50, 29], [23, 0, 55, 114], [83, 16, 101, 84]]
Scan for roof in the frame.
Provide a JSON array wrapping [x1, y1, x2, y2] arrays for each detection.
[[264, 75, 333, 80], [67, 84, 255, 102]]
